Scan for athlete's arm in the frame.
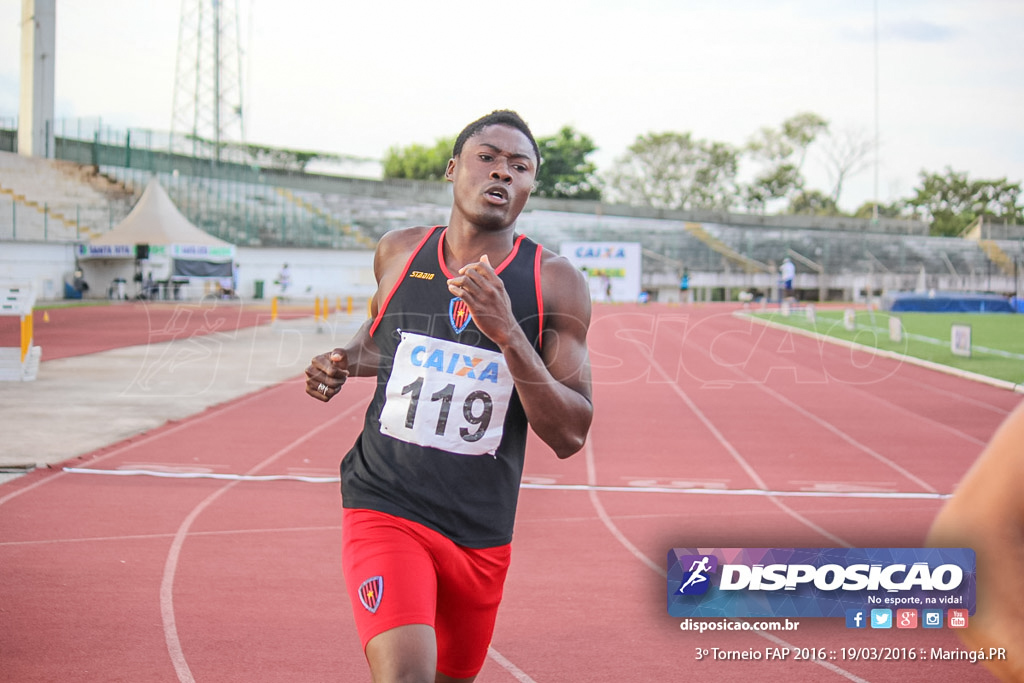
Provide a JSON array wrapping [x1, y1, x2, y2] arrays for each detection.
[[926, 401, 1024, 683], [305, 228, 428, 402], [449, 251, 592, 458]]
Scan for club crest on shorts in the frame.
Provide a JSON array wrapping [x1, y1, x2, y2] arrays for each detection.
[[449, 297, 472, 334], [358, 576, 384, 614]]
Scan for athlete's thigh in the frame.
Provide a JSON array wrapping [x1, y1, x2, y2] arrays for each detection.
[[364, 623, 438, 682], [433, 543, 511, 679], [342, 510, 439, 649]]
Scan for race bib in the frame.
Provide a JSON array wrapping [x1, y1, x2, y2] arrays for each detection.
[[379, 331, 514, 456]]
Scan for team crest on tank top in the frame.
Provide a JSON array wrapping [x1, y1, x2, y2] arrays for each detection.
[[342, 226, 545, 546], [449, 297, 472, 334]]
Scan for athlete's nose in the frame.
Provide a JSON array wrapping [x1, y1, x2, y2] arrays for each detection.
[[491, 164, 512, 183]]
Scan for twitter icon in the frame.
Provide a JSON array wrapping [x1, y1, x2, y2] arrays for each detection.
[[870, 609, 892, 629]]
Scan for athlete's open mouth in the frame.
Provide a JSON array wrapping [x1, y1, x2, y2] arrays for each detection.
[[484, 185, 508, 201]]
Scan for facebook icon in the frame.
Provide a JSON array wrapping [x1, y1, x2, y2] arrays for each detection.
[[845, 609, 867, 629]]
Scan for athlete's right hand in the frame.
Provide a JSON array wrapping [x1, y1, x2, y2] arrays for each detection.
[[305, 349, 350, 402]]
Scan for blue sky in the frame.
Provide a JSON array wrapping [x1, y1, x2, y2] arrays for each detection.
[[2, 0, 1022, 212]]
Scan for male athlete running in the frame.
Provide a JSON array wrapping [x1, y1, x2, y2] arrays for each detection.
[[306, 110, 593, 683]]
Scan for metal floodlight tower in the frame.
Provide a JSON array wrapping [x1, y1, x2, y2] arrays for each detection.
[[171, 0, 245, 161]]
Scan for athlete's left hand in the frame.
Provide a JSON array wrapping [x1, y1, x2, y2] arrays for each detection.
[[447, 254, 517, 347]]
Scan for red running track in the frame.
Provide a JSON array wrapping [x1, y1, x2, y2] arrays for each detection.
[[1, 303, 1019, 682], [0, 300, 313, 360]]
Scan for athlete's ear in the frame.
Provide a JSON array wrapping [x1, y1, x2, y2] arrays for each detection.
[[444, 157, 456, 182]]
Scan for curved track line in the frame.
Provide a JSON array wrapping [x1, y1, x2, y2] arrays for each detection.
[[145, 395, 538, 683], [583, 439, 871, 682], [584, 439, 663, 575], [487, 646, 539, 683], [160, 403, 359, 682]]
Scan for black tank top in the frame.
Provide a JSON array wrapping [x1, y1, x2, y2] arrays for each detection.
[[340, 226, 544, 547]]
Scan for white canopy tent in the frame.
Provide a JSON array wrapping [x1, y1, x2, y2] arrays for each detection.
[[77, 179, 236, 299]]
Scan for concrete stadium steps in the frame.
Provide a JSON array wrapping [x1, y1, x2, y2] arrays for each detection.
[[682, 222, 771, 274], [298, 189, 450, 242], [700, 224, 999, 278], [0, 152, 130, 241], [277, 189, 390, 248], [978, 240, 1016, 276], [515, 210, 719, 274], [5, 154, 1019, 290], [99, 168, 373, 250]]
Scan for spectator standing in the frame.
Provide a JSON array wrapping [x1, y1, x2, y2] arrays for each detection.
[[779, 257, 795, 302], [277, 263, 291, 299]]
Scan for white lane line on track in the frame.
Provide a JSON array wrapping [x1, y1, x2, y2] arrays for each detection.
[[744, 312, 1024, 396], [525, 483, 949, 499], [583, 439, 872, 683], [696, 316, 942, 493], [733, 313, 1003, 453], [132, 394, 533, 683], [59, 468, 951, 500], [739, 380, 940, 493], [62, 467, 341, 483], [0, 384, 283, 508], [160, 400, 361, 683], [0, 525, 341, 547], [636, 338, 852, 547], [487, 646, 539, 683], [585, 439, 663, 575]]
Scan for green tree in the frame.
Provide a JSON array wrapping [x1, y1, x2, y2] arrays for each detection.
[[743, 112, 828, 213], [743, 164, 802, 213], [907, 168, 1024, 236], [382, 137, 455, 181], [690, 141, 740, 211], [534, 126, 602, 200], [606, 131, 739, 211], [852, 200, 907, 220], [780, 112, 829, 170], [788, 189, 839, 216]]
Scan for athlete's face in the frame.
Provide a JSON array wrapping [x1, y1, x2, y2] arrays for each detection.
[[446, 125, 537, 231]]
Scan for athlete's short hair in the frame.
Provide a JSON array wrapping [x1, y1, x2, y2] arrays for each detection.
[[453, 110, 540, 166]]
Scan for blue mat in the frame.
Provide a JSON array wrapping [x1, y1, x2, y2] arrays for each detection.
[[886, 291, 1016, 313]]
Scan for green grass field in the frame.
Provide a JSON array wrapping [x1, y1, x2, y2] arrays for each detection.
[[750, 307, 1024, 386]]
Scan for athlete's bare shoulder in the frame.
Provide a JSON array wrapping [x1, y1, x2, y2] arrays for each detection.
[[375, 226, 436, 267], [374, 226, 441, 279], [537, 247, 590, 318], [368, 226, 441, 315]]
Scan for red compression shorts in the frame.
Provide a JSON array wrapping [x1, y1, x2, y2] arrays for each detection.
[[341, 508, 512, 679]]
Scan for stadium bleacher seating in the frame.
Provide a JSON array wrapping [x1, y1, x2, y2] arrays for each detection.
[[0, 151, 133, 241], [2, 147, 1021, 302]]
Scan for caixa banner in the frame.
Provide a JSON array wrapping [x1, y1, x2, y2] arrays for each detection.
[[667, 548, 975, 618]]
